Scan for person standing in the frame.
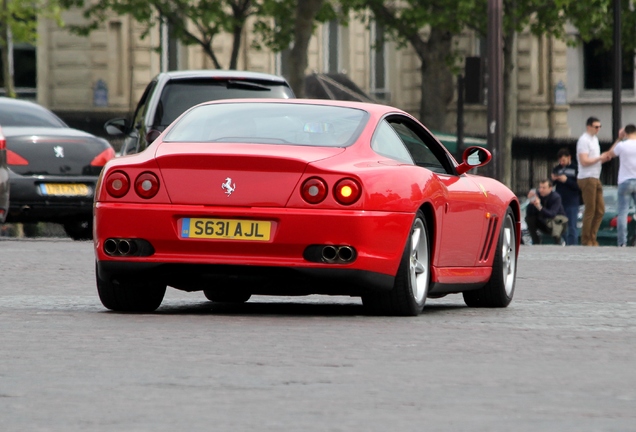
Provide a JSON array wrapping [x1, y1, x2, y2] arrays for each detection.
[[551, 148, 580, 245], [606, 125, 636, 246], [576, 117, 611, 246]]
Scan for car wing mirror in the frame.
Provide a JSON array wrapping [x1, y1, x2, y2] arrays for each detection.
[[145, 129, 161, 145], [456, 146, 492, 175], [104, 118, 128, 136]]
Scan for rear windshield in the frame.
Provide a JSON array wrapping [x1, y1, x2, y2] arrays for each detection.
[[0, 102, 66, 128], [164, 102, 369, 147], [154, 79, 295, 127]]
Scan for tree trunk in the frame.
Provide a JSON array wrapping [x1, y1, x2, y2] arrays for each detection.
[[418, 28, 454, 130], [502, 31, 518, 188], [1, 0, 16, 98], [229, 23, 243, 70], [289, 0, 324, 97]]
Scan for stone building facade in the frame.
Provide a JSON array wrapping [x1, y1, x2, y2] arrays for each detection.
[[35, 8, 635, 143]]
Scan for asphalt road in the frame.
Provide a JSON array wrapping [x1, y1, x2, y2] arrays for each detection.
[[1, 238, 635, 432]]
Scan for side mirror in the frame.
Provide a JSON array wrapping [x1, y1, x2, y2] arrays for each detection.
[[145, 129, 161, 145], [456, 146, 492, 175], [104, 118, 128, 136]]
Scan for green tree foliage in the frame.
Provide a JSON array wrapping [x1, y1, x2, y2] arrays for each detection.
[[60, 0, 259, 70], [0, 0, 63, 97], [339, 0, 478, 131]]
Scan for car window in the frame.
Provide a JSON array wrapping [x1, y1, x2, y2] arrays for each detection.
[[154, 79, 295, 127], [387, 118, 454, 175], [164, 102, 368, 147], [0, 103, 66, 128], [370, 120, 414, 164], [132, 80, 156, 129]]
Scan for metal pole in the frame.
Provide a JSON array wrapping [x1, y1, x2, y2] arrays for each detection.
[[457, 74, 465, 159], [160, 16, 168, 73], [612, 0, 622, 141], [487, 0, 504, 181]]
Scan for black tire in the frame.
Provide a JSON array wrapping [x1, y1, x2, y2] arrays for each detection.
[[203, 289, 252, 304], [63, 219, 93, 241], [96, 263, 166, 312], [463, 208, 517, 307], [362, 211, 430, 316]]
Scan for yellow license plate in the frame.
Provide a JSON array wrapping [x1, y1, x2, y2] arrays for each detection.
[[40, 183, 90, 196], [180, 218, 271, 241]]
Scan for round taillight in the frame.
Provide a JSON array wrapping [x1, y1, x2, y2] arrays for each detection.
[[301, 177, 328, 204], [135, 172, 160, 199], [334, 178, 361, 205], [105, 171, 130, 198]]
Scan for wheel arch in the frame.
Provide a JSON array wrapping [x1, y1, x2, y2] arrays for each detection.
[[418, 201, 436, 257], [507, 199, 522, 256]]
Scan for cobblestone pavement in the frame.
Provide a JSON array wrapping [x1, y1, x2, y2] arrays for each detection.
[[0, 239, 635, 432]]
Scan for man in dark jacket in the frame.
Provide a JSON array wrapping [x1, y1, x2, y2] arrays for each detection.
[[551, 148, 581, 245], [526, 179, 568, 245]]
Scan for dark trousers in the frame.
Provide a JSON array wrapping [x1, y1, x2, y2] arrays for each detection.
[[526, 213, 566, 245]]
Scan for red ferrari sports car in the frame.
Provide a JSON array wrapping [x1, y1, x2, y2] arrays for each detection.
[[94, 99, 520, 315]]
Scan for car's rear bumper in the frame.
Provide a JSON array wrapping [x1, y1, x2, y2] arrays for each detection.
[[7, 174, 97, 222], [95, 202, 415, 293], [97, 260, 395, 295]]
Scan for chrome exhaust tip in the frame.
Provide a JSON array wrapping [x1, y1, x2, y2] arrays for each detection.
[[337, 246, 355, 262], [322, 245, 338, 262], [117, 239, 136, 256], [104, 238, 118, 255]]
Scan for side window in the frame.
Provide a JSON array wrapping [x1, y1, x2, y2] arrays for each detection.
[[388, 119, 454, 174], [371, 120, 414, 164], [131, 81, 156, 130]]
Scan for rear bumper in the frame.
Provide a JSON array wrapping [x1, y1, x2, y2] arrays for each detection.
[[97, 261, 395, 294], [7, 174, 97, 222], [95, 202, 415, 293]]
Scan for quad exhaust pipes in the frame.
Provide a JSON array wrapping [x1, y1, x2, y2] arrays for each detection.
[[321, 245, 356, 263]]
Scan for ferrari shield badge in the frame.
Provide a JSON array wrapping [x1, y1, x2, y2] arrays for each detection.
[[222, 177, 236, 197]]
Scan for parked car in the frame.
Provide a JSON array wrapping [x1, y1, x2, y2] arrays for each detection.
[[520, 185, 636, 246], [579, 185, 636, 246], [104, 70, 295, 156], [431, 130, 487, 159], [0, 97, 115, 240], [0, 126, 8, 223], [94, 99, 520, 315]]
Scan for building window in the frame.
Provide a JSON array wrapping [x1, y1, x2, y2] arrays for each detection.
[[324, 19, 340, 74], [0, 43, 36, 97], [583, 39, 634, 90], [276, 48, 292, 82], [108, 22, 125, 97], [370, 21, 389, 101]]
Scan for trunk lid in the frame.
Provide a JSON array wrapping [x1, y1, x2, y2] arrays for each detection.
[[5, 127, 108, 176], [155, 142, 345, 206]]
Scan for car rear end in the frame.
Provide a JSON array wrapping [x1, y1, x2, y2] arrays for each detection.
[[95, 101, 414, 295], [0, 127, 9, 223], [5, 127, 114, 223]]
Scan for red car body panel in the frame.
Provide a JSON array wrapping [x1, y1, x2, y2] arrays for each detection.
[[95, 99, 520, 297]]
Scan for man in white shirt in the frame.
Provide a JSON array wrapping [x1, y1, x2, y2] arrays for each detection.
[[576, 117, 611, 246], [606, 124, 636, 246]]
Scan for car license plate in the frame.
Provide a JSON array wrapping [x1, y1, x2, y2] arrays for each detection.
[[180, 218, 271, 241], [40, 183, 91, 196]]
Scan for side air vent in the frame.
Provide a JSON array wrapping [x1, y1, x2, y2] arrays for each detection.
[[479, 217, 499, 262]]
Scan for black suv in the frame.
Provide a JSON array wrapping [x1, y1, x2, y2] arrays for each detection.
[[104, 70, 295, 155]]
